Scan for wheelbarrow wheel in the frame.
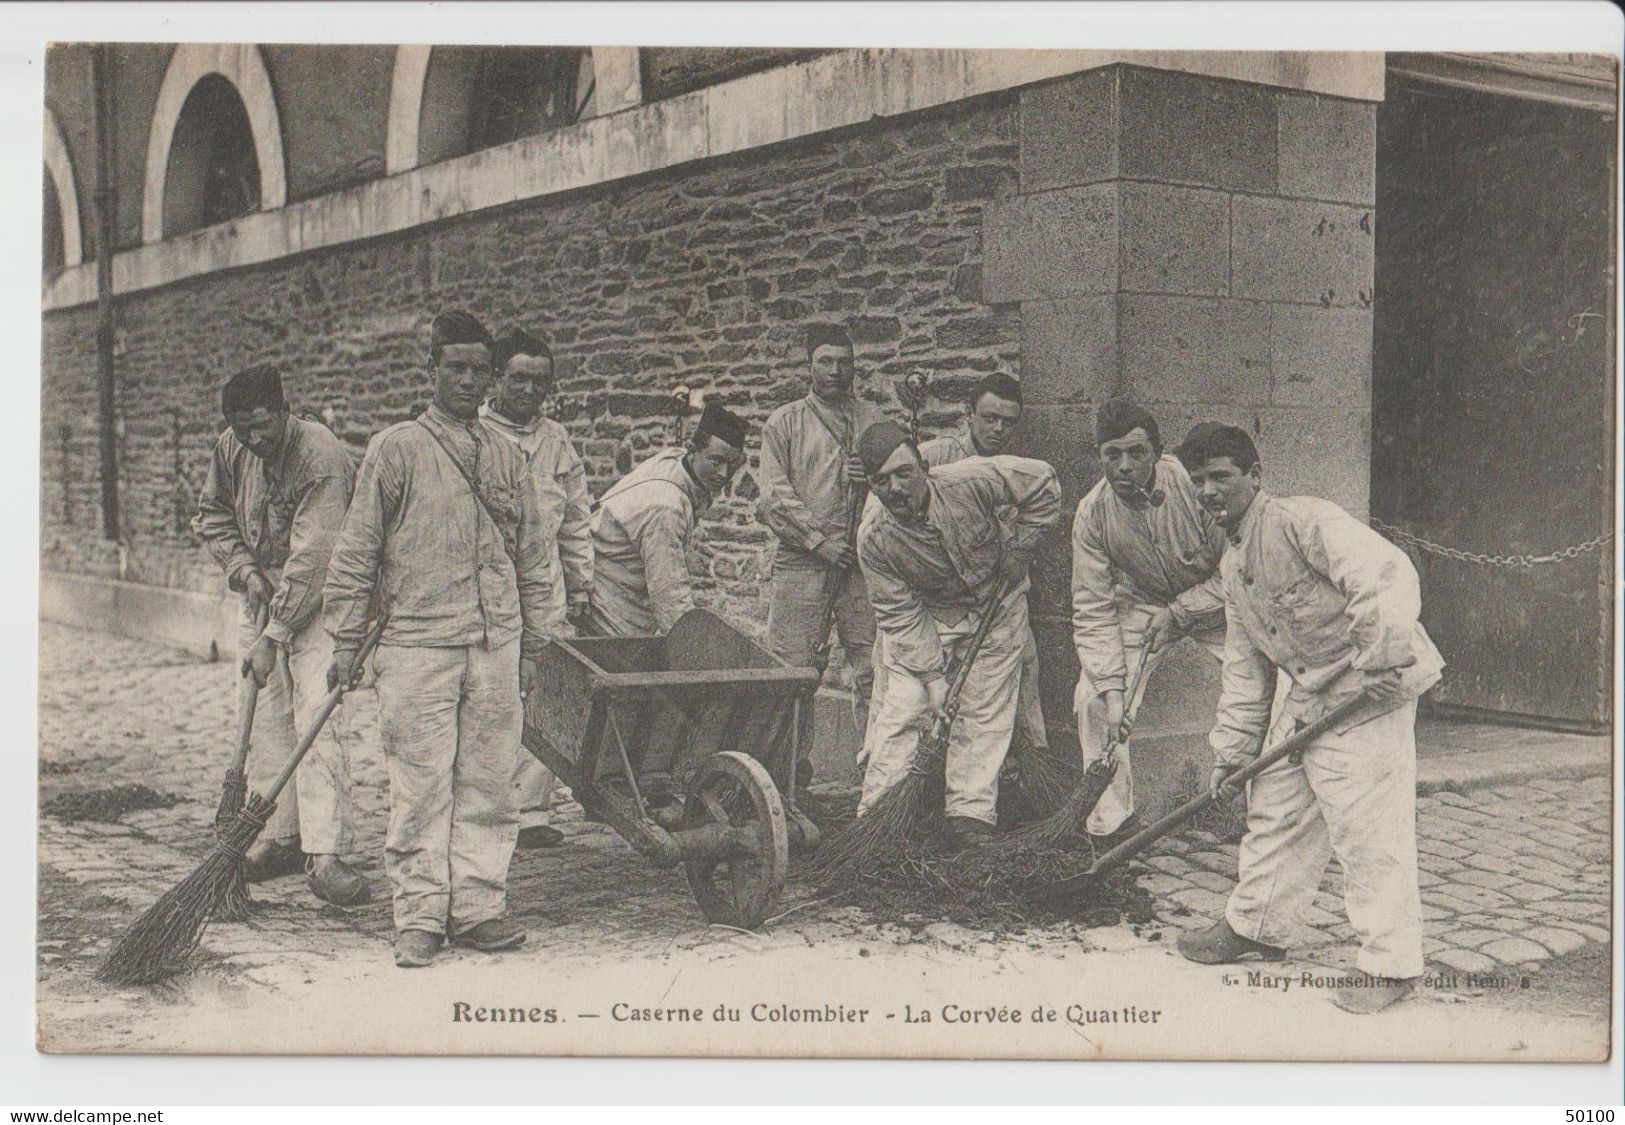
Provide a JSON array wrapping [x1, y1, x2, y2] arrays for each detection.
[[680, 751, 788, 929]]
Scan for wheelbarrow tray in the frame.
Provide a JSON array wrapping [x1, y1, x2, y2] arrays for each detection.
[[522, 610, 822, 926]]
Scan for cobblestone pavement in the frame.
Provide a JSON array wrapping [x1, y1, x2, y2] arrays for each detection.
[[35, 623, 1613, 1057]]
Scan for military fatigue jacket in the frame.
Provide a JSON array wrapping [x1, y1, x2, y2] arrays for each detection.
[[590, 447, 711, 636], [323, 404, 556, 657], [758, 392, 888, 569], [1070, 454, 1227, 693], [859, 456, 1062, 678], [192, 415, 356, 644], [1210, 490, 1446, 767]]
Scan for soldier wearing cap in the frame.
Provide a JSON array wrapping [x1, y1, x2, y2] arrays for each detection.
[[588, 399, 749, 638], [480, 327, 592, 851], [855, 421, 1062, 849], [1070, 398, 1230, 838], [323, 310, 557, 968], [192, 363, 366, 906], [757, 323, 886, 789]]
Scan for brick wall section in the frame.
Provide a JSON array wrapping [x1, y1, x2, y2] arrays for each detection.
[[987, 64, 1377, 757], [41, 93, 1023, 641]]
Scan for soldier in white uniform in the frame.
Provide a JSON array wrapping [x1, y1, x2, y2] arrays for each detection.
[[1174, 423, 1443, 1015], [480, 328, 593, 850], [855, 421, 1062, 848], [1070, 399, 1228, 837], [588, 401, 748, 638]]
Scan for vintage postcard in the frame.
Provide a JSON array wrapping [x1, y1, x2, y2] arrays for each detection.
[[35, 36, 1616, 1063]]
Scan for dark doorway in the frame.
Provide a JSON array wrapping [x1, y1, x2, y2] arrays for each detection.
[[1372, 75, 1615, 729]]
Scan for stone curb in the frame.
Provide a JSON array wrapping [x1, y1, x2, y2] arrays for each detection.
[[1417, 742, 1612, 796]]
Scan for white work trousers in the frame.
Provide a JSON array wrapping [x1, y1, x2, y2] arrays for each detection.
[[374, 639, 523, 936], [238, 605, 353, 855], [859, 591, 1027, 825], [865, 619, 1046, 760], [1073, 605, 1226, 835], [1226, 700, 1425, 980]]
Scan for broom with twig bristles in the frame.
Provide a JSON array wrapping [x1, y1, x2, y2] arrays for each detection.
[[956, 646, 1153, 882], [806, 579, 1013, 887], [97, 618, 385, 987], [213, 603, 269, 922]]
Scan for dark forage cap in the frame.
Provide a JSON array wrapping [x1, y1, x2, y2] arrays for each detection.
[[221, 363, 286, 417], [856, 420, 912, 476], [430, 309, 494, 352], [695, 400, 749, 450]]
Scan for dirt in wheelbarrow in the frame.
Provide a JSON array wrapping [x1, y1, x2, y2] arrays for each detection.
[[793, 789, 1155, 936]]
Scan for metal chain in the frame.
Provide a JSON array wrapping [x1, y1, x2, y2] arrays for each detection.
[[1369, 517, 1613, 570]]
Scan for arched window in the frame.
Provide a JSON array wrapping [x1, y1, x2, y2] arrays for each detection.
[[43, 171, 65, 277], [141, 44, 286, 244], [162, 74, 261, 237], [417, 46, 593, 167], [43, 106, 82, 274]]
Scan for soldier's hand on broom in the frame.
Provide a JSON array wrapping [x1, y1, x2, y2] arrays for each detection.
[[1209, 762, 1244, 802], [1144, 606, 1182, 653], [843, 451, 868, 488], [813, 538, 857, 572], [1101, 688, 1128, 746], [520, 656, 538, 701], [326, 647, 359, 692], [243, 570, 274, 617], [912, 673, 949, 734], [241, 633, 279, 688]]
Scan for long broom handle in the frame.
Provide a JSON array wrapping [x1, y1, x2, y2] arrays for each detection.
[[812, 486, 865, 663], [226, 603, 271, 777], [257, 618, 386, 807], [933, 575, 1016, 728], [1086, 693, 1371, 879], [1094, 645, 1153, 761]]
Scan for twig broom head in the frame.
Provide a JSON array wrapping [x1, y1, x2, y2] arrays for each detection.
[[210, 768, 254, 924], [999, 739, 1088, 826], [953, 756, 1117, 884], [803, 769, 932, 887], [96, 795, 274, 987]]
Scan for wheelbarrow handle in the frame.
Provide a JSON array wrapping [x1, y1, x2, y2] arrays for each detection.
[[1084, 693, 1372, 881]]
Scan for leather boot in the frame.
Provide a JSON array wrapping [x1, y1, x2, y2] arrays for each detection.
[[943, 815, 998, 851], [1333, 975, 1419, 1014], [1176, 918, 1285, 964], [452, 917, 527, 952], [242, 838, 304, 883], [394, 929, 443, 968], [306, 854, 371, 906]]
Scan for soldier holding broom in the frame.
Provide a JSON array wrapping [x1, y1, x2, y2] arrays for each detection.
[[854, 421, 1062, 849], [1070, 399, 1228, 840], [758, 323, 886, 790], [192, 363, 366, 907]]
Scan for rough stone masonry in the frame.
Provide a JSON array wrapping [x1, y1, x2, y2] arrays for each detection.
[[40, 90, 1024, 641]]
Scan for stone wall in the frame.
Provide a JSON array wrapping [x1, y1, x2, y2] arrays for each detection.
[[41, 91, 1023, 629], [988, 64, 1378, 789]]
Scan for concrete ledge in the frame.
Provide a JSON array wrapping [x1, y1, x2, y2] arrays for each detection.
[[41, 573, 235, 661], [43, 48, 1383, 312]]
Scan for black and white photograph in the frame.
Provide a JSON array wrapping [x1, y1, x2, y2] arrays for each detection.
[[27, 10, 1619, 1071]]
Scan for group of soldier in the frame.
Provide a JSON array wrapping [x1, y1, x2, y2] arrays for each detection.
[[194, 309, 1441, 1013]]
